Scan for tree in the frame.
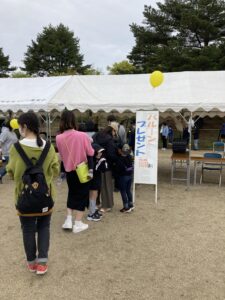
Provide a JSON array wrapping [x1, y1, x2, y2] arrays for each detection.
[[128, 0, 225, 72], [83, 67, 102, 75], [0, 48, 16, 77], [107, 60, 137, 74], [23, 24, 90, 75], [11, 71, 31, 78]]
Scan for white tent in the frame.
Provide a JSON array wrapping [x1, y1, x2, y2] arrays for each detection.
[[1, 71, 225, 115]]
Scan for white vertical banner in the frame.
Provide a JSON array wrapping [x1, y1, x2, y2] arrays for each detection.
[[133, 111, 159, 203]]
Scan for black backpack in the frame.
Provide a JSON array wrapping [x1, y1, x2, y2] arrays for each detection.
[[14, 141, 54, 215]]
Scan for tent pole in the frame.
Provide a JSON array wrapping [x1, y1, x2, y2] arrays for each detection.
[[45, 112, 50, 141], [187, 112, 193, 190], [49, 112, 51, 143], [133, 183, 136, 205], [47, 112, 52, 142]]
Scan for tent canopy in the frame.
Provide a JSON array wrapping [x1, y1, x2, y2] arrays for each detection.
[[0, 71, 225, 114]]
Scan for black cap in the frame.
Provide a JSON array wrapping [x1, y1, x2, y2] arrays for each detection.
[[92, 143, 104, 153]]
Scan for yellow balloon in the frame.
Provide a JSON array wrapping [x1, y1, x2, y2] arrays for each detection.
[[10, 119, 19, 130], [150, 71, 164, 88]]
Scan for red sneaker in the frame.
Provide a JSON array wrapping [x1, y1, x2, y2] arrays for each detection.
[[27, 263, 37, 273], [36, 264, 48, 275]]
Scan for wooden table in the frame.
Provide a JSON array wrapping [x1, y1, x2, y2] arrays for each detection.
[[191, 156, 225, 185]]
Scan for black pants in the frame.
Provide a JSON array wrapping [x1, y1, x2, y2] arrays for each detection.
[[162, 136, 167, 149], [19, 214, 51, 264]]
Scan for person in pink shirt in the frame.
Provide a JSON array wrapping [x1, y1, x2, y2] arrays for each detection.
[[56, 110, 94, 233]]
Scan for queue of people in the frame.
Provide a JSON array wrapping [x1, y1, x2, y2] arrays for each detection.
[[3, 111, 134, 276]]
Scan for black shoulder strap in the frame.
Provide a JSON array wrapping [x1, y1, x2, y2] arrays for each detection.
[[36, 141, 51, 167], [14, 142, 33, 167], [14, 141, 51, 168]]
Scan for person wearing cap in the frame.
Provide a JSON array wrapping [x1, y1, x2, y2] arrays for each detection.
[[116, 143, 134, 213], [87, 143, 108, 221], [92, 125, 119, 212]]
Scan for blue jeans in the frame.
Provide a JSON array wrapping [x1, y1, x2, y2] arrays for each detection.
[[0, 156, 9, 178], [19, 215, 51, 263], [118, 175, 133, 209]]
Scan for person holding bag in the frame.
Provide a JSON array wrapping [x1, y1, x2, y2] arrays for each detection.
[[6, 112, 59, 275], [56, 110, 94, 233]]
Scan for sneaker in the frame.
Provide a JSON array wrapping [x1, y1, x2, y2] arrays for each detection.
[[129, 205, 135, 211], [62, 218, 73, 230], [95, 210, 103, 218], [125, 207, 132, 213], [36, 264, 48, 275], [27, 263, 37, 273], [87, 212, 101, 222], [120, 207, 132, 213], [73, 222, 88, 233]]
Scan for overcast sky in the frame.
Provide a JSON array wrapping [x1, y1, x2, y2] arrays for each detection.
[[0, 0, 158, 73]]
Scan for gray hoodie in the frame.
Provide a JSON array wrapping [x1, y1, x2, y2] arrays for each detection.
[[0, 127, 18, 156]]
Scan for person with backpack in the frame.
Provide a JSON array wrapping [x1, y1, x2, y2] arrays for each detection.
[[87, 143, 108, 221], [92, 125, 119, 212], [6, 112, 59, 275]]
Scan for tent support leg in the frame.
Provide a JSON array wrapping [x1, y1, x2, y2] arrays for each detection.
[[186, 112, 192, 190]]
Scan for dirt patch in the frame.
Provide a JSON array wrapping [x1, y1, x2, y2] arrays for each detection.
[[1, 150, 225, 300]]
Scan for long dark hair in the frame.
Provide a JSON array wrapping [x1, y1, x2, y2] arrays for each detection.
[[18, 112, 43, 147], [59, 110, 76, 133], [103, 126, 114, 137]]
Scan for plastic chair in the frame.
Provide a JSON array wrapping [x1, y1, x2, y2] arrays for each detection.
[[200, 152, 223, 187], [213, 141, 225, 157]]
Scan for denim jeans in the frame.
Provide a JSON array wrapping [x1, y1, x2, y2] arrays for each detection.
[[118, 175, 133, 208], [19, 214, 51, 264], [0, 156, 9, 178], [194, 139, 199, 150]]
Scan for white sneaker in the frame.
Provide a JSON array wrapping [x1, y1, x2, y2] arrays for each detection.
[[73, 222, 89, 233], [62, 218, 73, 230]]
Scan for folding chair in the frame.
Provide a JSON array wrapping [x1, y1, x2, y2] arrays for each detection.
[[213, 141, 225, 157], [200, 152, 223, 187]]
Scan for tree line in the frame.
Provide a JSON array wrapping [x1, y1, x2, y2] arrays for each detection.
[[1, 0, 225, 77]]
